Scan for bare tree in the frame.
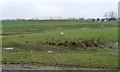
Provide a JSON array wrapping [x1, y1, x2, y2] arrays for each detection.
[[104, 11, 117, 21], [103, 13, 109, 19], [104, 11, 117, 19], [109, 12, 117, 18]]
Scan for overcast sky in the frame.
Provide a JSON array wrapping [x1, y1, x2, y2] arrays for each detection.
[[0, 0, 119, 19]]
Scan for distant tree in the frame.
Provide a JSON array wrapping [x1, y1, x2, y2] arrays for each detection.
[[104, 13, 109, 19], [92, 19, 95, 21], [110, 12, 117, 18], [104, 11, 117, 21], [101, 19, 105, 21], [96, 18, 100, 21]]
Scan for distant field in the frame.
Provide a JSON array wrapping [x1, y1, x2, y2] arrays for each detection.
[[2, 20, 118, 43], [2, 20, 118, 69]]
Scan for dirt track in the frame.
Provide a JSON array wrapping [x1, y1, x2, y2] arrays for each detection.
[[3, 64, 119, 71], [2, 64, 104, 70]]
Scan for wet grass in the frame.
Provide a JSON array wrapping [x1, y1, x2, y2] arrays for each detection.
[[2, 20, 118, 33], [2, 28, 118, 45], [2, 20, 118, 69], [2, 48, 118, 69]]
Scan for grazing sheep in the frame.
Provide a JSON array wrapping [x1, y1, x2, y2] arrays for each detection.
[[3, 48, 14, 50], [101, 25, 103, 26], [116, 42, 118, 45], [81, 28, 88, 30], [61, 32, 64, 36], [59, 27, 62, 30], [48, 51, 53, 53], [81, 28, 86, 30]]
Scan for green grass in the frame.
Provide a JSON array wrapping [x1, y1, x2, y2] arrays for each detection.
[[2, 20, 118, 69], [2, 20, 117, 32], [2, 20, 118, 43], [3, 48, 118, 69], [3, 28, 118, 45]]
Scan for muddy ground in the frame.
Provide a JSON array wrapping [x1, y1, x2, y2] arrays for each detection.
[[2, 64, 114, 70]]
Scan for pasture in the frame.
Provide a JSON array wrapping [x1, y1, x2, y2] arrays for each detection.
[[2, 20, 118, 69]]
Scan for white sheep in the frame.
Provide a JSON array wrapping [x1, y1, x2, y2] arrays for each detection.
[[61, 32, 64, 36], [59, 27, 62, 30], [101, 25, 104, 27], [81, 28, 86, 30], [3, 48, 14, 50], [116, 42, 118, 45], [81, 28, 89, 30], [48, 51, 53, 53]]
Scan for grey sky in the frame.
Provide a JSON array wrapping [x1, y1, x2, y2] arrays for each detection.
[[0, 0, 119, 19]]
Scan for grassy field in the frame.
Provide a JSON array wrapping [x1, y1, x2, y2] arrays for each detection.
[[2, 20, 118, 69]]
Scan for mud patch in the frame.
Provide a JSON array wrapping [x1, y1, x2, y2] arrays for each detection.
[[40, 38, 104, 48], [3, 38, 118, 52], [1, 32, 14, 35]]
